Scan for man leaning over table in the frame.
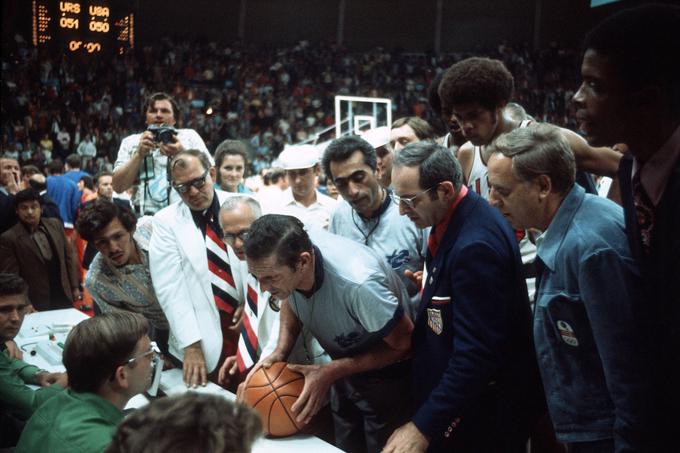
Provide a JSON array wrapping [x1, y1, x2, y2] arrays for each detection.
[[0, 273, 66, 447], [16, 311, 157, 453]]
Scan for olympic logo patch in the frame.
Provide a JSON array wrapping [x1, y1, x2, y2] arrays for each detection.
[[427, 308, 443, 335], [556, 320, 579, 346]]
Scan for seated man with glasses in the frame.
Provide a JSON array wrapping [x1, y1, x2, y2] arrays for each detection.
[[15, 312, 157, 453], [383, 142, 543, 453], [149, 149, 243, 389], [76, 200, 170, 354]]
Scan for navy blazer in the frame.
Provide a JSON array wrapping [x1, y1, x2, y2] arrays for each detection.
[[411, 191, 543, 452]]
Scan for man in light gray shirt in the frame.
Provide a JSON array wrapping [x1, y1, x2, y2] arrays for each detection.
[[323, 136, 428, 313], [243, 214, 413, 453]]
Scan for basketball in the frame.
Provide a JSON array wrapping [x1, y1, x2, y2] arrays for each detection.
[[242, 362, 305, 437]]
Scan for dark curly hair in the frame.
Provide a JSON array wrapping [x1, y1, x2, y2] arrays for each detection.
[[438, 57, 514, 116], [76, 199, 137, 242], [105, 393, 262, 453]]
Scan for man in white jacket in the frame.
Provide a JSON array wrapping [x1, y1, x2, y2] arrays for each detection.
[[149, 150, 242, 388]]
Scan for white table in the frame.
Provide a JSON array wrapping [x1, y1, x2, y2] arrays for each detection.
[[14, 309, 343, 452], [15, 308, 90, 372], [160, 368, 343, 452]]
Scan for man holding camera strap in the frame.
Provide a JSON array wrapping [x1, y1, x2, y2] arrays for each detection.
[[113, 92, 212, 216]]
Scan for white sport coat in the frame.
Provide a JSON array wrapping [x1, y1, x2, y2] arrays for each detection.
[[149, 190, 241, 372]]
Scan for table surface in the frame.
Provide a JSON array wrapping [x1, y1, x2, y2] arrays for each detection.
[[14, 308, 343, 453]]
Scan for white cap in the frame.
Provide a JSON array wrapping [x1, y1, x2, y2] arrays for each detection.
[[360, 126, 391, 149], [278, 144, 320, 170]]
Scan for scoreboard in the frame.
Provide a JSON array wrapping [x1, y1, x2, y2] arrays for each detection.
[[32, 0, 134, 55]]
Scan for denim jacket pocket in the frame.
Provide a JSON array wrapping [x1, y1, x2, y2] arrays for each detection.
[[534, 291, 614, 434]]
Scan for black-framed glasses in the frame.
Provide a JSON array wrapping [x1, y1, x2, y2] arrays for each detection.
[[390, 184, 437, 209], [222, 229, 249, 245], [173, 169, 209, 194]]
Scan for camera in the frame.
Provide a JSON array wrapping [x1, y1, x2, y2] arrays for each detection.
[[147, 124, 178, 145]]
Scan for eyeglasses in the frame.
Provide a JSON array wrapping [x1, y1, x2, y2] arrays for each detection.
[[173, 169, 209, 194], [125, 341, 160, 366], [390, 185, 438, 209], [222, 229, 249, 245], [111, 341, 160, 381]]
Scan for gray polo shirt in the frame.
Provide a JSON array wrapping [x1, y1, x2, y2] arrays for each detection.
[[288, 228, 409, 359], [329, 193, 428, 312]]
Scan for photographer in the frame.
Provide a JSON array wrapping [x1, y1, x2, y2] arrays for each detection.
[[112, 92, 212, 215]]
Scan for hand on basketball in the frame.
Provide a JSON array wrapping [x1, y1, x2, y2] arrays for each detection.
[[238, 351, 287, 401], [286, 363, 332, 425], [217, 355, 239, 386], [382, 422, 429, 453], [183, 342, 208, 388], [404, 270, 423, 287]]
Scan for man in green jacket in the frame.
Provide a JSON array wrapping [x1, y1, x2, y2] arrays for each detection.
[[0, 273, 66, 447], [16, 311, 157, 453]]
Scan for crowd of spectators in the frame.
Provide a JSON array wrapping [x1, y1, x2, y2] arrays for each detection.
[[2, 33, 581, 175]]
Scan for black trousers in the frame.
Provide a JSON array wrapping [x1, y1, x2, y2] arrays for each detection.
[[330, 364, 412, 453]]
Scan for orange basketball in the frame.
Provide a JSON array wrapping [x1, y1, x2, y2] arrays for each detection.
[[242, 362, 305, 437]]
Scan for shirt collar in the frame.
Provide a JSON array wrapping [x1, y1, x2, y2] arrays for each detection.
[[633, 124, 680, 206], [295, 245, 324, 298], [190, 191, 221, 235], [357, 187, 391, 221], [536, 184, 584, 271], [429, 185, 468, 257], [282, 187, 320, 207]]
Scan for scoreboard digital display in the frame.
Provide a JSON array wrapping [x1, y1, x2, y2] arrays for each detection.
[[32, 0, 134, 55]]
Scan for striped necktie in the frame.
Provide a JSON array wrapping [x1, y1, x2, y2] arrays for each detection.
[[236, 275, 260, 372], [205, 222, 240, 357]]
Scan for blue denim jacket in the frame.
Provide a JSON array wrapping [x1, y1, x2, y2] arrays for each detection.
[[534, 185, 651, 451]]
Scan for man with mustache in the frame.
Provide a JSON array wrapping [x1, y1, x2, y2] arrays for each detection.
[[323, 135, 428, 312], [76, 200, 169, 352]]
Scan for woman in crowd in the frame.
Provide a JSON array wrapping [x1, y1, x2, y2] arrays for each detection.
[[214, 140, 251, 194]]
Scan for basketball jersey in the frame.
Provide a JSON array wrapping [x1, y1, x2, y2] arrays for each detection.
[[467, 119, 532, 200]]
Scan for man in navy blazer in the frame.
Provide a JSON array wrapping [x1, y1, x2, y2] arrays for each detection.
[[383, 142, 542, 453], [572, 4, 680, 449]]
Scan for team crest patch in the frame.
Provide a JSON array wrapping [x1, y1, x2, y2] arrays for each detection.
[[556, 320, 578, 346], [427, 308, 443, 335]]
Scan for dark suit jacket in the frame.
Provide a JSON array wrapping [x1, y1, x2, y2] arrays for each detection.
[[0, 191, 16, 235], [0, 217, 80, 310], [0, 191, 62, 235], [619, 152, 680, 442], [411, 191, 543, 452]]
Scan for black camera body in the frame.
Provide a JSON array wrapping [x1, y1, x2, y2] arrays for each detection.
[[147, 124, 178, 145]]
